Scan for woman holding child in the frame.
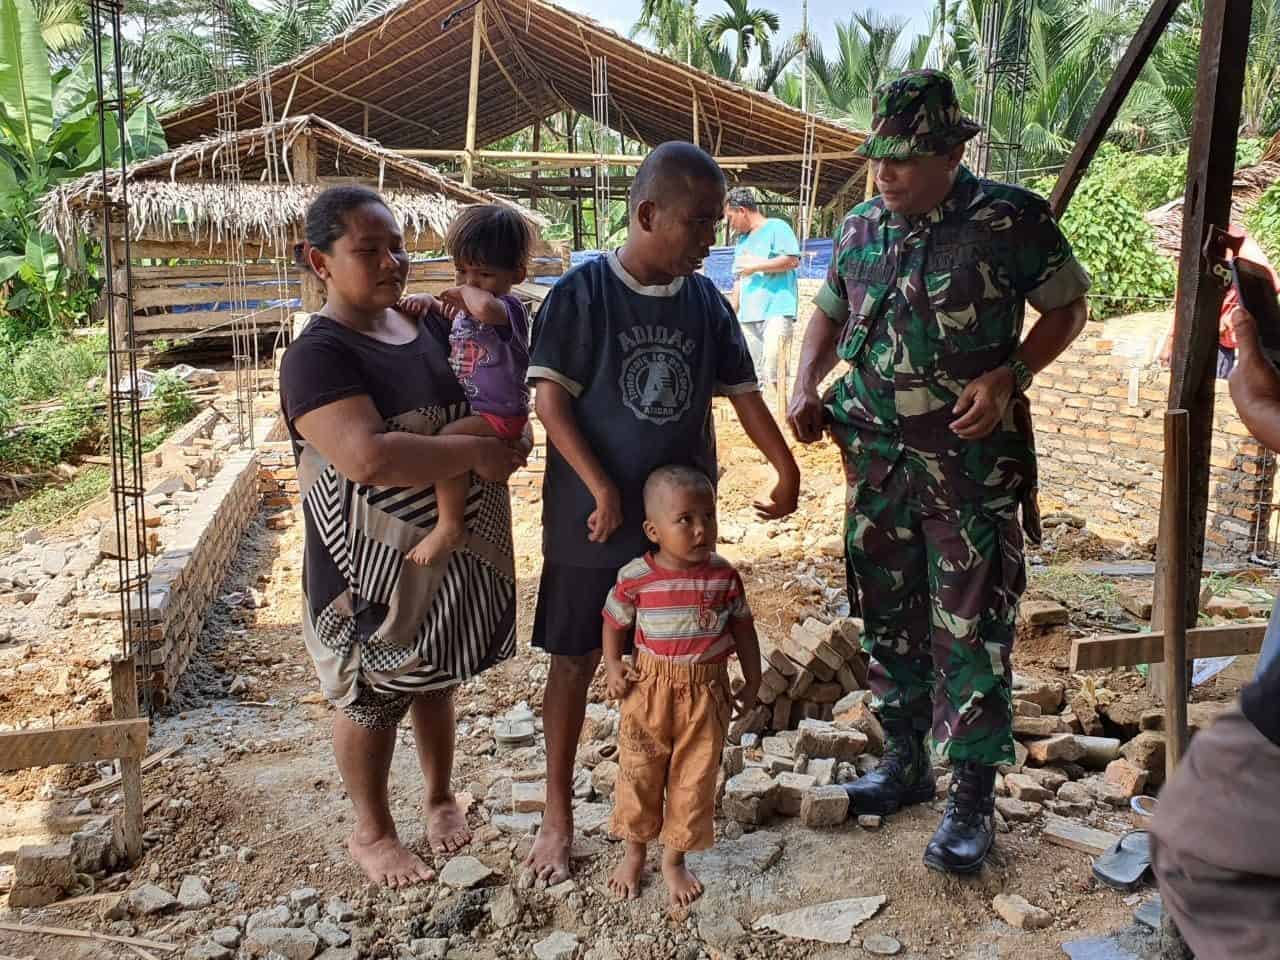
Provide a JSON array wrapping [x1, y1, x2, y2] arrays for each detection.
[[279, 186, 532, 887]]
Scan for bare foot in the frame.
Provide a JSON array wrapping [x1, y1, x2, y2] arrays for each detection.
[[425, 795, 472, 855], [661, 850, 703, 909], [348, 829, 434, 888], [607, 841, 646, 899], [407, 522, 465, 566], [524, 818, 573, 885]]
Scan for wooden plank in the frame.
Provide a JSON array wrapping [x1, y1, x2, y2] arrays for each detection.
[[133, 307, 291, 333], [1049, 0, 1183, 217], [0, 719, 148, 772], [111, 657, 143, 863], [131, 263, 289, 283], [1070, 623, 1266, 671], [0, 923, 178, 955], [1043, 816, 1121, 857], [1161, 411, 1191, 772], [132, 282, 297, 310], [463, 3, 484, 186], [75, 745, 180, 796], [1151, 0, 1252, 706]]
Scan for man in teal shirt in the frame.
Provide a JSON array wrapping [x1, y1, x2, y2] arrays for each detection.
[[726, 187, 801, 387]]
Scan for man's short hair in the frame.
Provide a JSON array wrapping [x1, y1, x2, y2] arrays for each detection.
[[643, 464, 714, 516], [630, 142, 725, 215], [725, 187, 758, 211]]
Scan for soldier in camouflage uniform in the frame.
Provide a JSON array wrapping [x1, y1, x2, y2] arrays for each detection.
[[787, 71, 1091, 874]]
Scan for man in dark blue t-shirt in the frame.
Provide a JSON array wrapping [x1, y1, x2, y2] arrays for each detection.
[[523, 142, 801, 887]]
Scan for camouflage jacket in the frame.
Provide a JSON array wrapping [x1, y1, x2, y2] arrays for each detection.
[[816, 166, 1091, 513]]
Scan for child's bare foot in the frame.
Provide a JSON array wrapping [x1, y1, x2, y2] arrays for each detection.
[[407, 522, 465, 566], [661, 849, 703, 909], [425, 795, 472, 855], [348, 828, 434, 888], [524, 817, 573, 885], [607, 841, 647, 899]]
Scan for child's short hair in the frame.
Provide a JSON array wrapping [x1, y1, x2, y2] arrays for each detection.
[[445, 204, 532, 272], [643, 464, 714, 516]]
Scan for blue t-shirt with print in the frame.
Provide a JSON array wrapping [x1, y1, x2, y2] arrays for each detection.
[[733, 218, 800, 324]]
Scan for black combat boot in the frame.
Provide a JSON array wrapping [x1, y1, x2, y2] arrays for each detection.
[[842, 719, 935, 816], [923, 760, 997, 874]]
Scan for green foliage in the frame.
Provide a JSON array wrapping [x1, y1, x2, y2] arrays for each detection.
[[1247, 182, 1280, 267], [151, 371, 197, 428], [0, 0, 167, 334], [1045, 177, 1176, 319], [1085, 144, 1186, 214], [0, 388, 98, 468], [0, 331, 105, 402]]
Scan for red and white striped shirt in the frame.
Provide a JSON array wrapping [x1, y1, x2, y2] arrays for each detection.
[[602, 553, 752, 664]]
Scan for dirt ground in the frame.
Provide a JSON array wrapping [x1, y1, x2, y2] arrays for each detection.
[[0, 390, 1179, 960]]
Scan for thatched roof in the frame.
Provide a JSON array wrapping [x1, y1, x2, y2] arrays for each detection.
[[41, 114, 548, 251], [1146, 159, 1280, 259], [159, 0, 868, 206]]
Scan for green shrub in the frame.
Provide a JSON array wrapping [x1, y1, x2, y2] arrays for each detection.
[[0, 390, 99, 469], [151, 372, 197, 428], [0, 333, 107, 403], [1086, 144, 1187, 213], [1247, 182, 1280, 267], [1051, 178, 1177, 319]]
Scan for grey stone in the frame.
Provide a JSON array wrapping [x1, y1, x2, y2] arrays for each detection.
[[698, 913, 746, 949], [312, 919, 350, 948], [439, 855, 494, 889], [126, 883, 178, 916], [289, 887, 320, 908], [41, 547, 66, 576], [211, 927, 242, 948], [410, 939, 448, 958], [857, 814, 882, 830], [1061, 936, 1141, 960], [247, 905, 292, 932], [178, 875, 212, 910], [753, 896, 886, 943], [572, 802, 612, 837], [15, 842, 74, 889], [533, 932, 579, 960], [244, 927, 320, 959], [184, 944, 232, 960], [865, 934, 903, 955], [489, 886, 520, 927], [807, 757, 837, 786], [687, 832, 784, 881], [492, 812, 542, 835], [722, 768, 779, 824], [324, 897, 354, 922], [303, 904, 320, 926], [800, 785, 849, 827]]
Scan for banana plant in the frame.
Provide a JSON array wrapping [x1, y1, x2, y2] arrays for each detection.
[[0, 0, 165, 330]]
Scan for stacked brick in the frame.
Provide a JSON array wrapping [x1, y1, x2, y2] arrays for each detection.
[[131, 450, 261, 703], [729, 617, 870, 742], [1025, 328, 1271, 558], [257, 442, 300, 509]]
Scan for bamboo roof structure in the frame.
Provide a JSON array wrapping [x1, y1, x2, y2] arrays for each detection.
[[42, 114, 549, 252], [1146, 159, 1280, 259], [159, 0, 869, 208]]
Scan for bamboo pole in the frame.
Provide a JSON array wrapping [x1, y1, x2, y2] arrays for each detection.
[[463, 3, 484, 187], [1161, 409, 1191, 773], [396, 149, 866, 166], [692, 91, 700, 147], [864, 162, 876, 201], [530, 121, 541, 212]]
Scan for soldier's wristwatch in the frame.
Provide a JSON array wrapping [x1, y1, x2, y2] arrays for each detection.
[[1007, 358, 1034, 392]]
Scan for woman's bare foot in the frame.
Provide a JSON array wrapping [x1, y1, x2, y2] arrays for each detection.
[[425, 795, 472, 855], [524, 817, 573, 885], [661, 849, 703, 909], [348, 829, 434, 888], [607, 841, 647, 899], [407, 522, 465, 566]]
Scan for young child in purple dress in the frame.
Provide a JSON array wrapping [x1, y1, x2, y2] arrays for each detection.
[[399, 204, 532, 566]]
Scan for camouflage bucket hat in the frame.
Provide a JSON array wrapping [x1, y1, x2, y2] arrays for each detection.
[[857, 70, 982, 160]]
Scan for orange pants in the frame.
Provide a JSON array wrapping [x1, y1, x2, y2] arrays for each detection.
[[610, 652, 732, 852]]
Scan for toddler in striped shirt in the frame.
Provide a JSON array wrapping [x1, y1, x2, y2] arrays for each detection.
[[601, 464, 762, 909]]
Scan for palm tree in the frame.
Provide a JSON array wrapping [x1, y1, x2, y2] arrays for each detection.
[[125, 0, 399, 107], [702, 0, 780, 75], [631, 0, 702, 64], [32, 0, 84, 55], [806, 11, 928, 129]]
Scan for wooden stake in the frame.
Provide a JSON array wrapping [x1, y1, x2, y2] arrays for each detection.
[[291, 135, 326, 315], [463, 3, 484, 187], [111, 656, 144, 863], [530, 121, 541, 212], [864, 162, 875, 201], [1161, 410, 1190, 773], [0, 923, 178, 955]]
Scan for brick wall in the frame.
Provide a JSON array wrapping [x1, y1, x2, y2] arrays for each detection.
[[1027, 327, 1273, 559], [131, 450, 261, 703]]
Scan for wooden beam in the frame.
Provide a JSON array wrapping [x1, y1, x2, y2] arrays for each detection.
[[395, 148, 865, 167], [463, 3, 485, 187], [1049, 0, 1183, 218], [111, 656, 144, 863], [291, 134, 326, 315], [1043, 816, 1122, 857], [0, 719, 148, 773], [1070, 623, 1266, 671], [1152, 0, 1253, 705], [1161, 410, 1191, 772], [691, 88, 700, 147]]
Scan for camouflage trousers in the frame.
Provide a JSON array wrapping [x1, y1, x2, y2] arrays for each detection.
[[842, 449, 1025, 766]]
